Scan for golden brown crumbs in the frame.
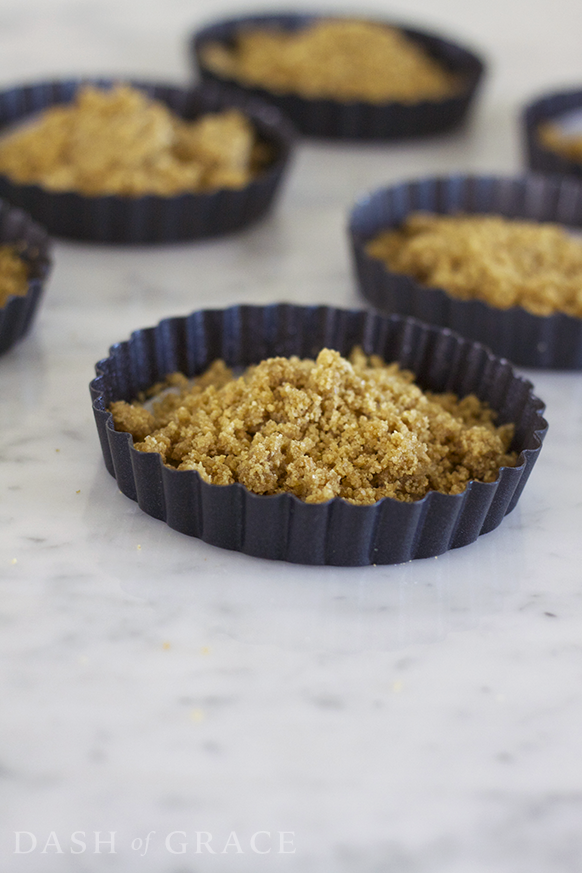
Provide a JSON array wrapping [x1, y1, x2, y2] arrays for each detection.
[[110, 348, 515, 505], [0, 84, 269, 196], [0, 244, 28, 308], [201, 19, 460, 103], [366, 212, 582, 317], [538, 121, 582, 164]]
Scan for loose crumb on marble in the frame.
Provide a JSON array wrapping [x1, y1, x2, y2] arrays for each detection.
[[110, 348, 515, 505], [0, 244, 29, 308], [538, 121, 582, 164], [201, 19, 460, 103], [366, 212, 582, 317], [0, 84, 270, 196], [190, 709, 205, 723]]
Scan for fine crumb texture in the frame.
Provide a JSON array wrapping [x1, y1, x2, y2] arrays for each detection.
[[366, 212, 582, 317], [0, 244, 29, 307], [538, 121, 582, 164], [110, 349, 516, 505], [0, 84, 269, 196], [201, 19, 460, 103]]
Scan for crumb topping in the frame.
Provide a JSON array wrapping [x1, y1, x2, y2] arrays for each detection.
[[0, 84, 269, 196], [0, 244, 29, 308], [110, 348, 516, 505], [366, 212, 582, 317], [201, 19, 460, 104], [538, 121, 582, 164]]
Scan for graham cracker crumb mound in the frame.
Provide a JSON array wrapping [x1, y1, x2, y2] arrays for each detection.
[[538, 121, 582, 164], [110, 349, 515, 505], [0, 84, 268, 196], [366, 212, 582, 317], [201, 19, 460, 104], [0, 244, 29, 308]]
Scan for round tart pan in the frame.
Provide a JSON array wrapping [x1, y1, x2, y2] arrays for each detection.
[[0, 78, 295, 243], [524, 88, 582, 179], [190, 13, 485, 140], [0, 198, 51, 355], [350, 173, 582, 369], [90, 304, 547, 566]]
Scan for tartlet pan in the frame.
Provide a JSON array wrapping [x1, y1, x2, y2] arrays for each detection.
[[350, 173, 582, 368], [0, 198, 51, 354], [191, 13, 484, 140], [524, 88, 582, 179], [90, 304, 547, 566], [0, 79, 294, 243]]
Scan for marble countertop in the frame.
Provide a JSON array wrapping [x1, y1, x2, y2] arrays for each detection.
[[2, 0, 582, 870]]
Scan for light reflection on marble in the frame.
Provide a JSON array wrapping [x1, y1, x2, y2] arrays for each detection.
[[2, 1, 582, 872]]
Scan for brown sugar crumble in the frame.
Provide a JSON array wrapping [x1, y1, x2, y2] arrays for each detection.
[[0, 84, 270, 197], [538, 121, 582, 164], [201, 19, 460, 104], [366, 212, 582, 317], [0, 244, 29, 308], [110, 348, 516, 505]]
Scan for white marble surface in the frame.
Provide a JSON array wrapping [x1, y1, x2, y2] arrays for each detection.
[[2, 0, 582, 870]]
